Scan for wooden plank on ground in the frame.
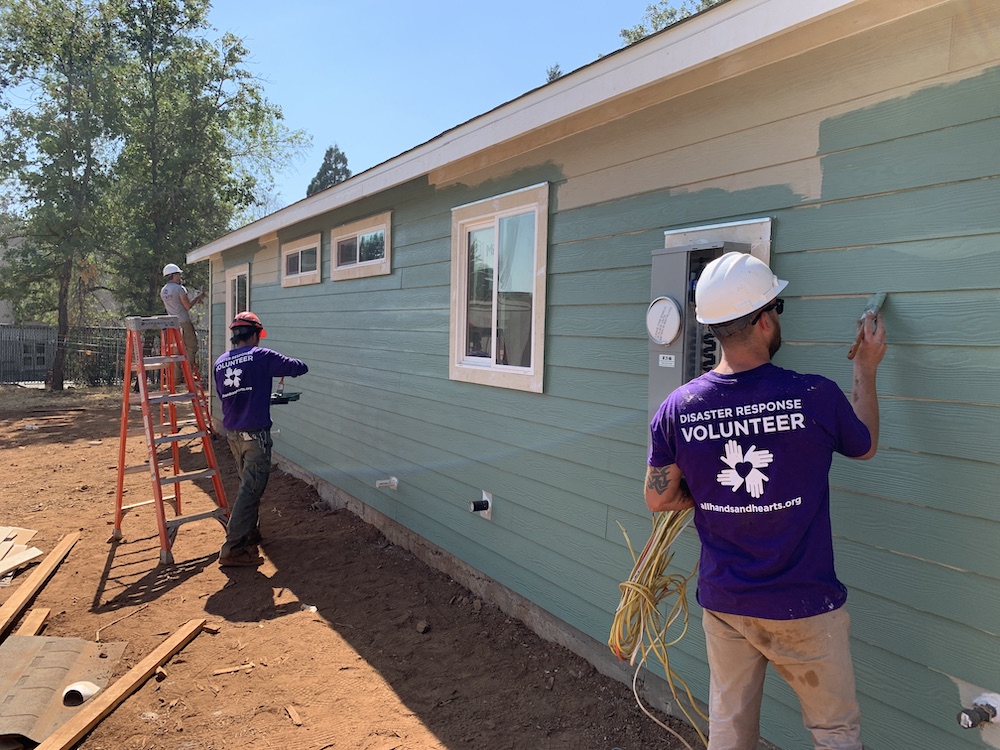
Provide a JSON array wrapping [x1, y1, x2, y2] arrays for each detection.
[[0, 532, 80, 641], [0, 547, 43, 578], [34, 618, 206, 750], [14, 607, 50, 636], [0, 541, 13, 560], [10, 528, 37, 545], [0, 527, 12, 542]]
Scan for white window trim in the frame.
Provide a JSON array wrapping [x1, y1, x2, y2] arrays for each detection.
[[331, 211, 392, 281], [449, 183, 548, 393], [281, 233, 322, 287], [225, 263, 250, 350]]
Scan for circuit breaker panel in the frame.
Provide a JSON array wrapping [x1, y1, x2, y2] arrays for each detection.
[[647, 218, 774, 422]]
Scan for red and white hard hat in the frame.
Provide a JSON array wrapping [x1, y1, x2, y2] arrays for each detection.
[[695, 252, 788, 325], [229, 311, 267, 338]]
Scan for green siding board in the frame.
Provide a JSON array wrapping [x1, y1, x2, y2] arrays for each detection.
[[834, 490, 1000, 577], [548, 303, 647, 339], [399, 261, 449, 289], [357, 379, 644, 483], [779, 344, 1000, 406], [819, 66, 1000, 154], [850, 587, 1000, 699], [830, 451, 999, 520], [391, 237, 449, 269], [850, 644, 985, 750], [546, 334, 646, 375], [774, 236, 1000, 295], [820, 117, 1000, 201], [291, 393, 614, 540], [779, 292, 999, 347], [544, 367, 648, 411], [836, 539, 998, 635], [549, 229, 662, 275], [550, 186, 801, 247], [774, 179, 1000, 253], [253, 281, 447, 311], [877, 399, 999, 464], [304, 357, 645, 449], [548, 266, 653, 307]]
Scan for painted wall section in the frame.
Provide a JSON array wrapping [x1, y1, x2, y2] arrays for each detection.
[[201, 3, 1000, 749]]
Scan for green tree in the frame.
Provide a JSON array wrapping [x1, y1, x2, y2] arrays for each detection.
[[0, 0, 118, 388], [620, 0, 724, 45], [306, 144, 351, 197], [546, 64, 563, 83], [105, 0, 308, 316]]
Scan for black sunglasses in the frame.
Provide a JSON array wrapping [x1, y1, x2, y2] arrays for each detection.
[[750, 298, 784, 325]]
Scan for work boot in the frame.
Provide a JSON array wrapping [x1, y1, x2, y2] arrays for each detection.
[[218, 548, 264, 567]]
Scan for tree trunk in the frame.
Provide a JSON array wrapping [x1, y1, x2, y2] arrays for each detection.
[[48, 258, 73, 391]]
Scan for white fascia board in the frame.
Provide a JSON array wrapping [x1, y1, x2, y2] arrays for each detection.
[[187, 0, 863, 264]]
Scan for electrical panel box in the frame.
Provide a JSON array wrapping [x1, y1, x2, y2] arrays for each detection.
[[648, 218, 774, 423]]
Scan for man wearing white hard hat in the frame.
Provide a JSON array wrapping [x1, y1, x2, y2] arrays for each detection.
[[645, 252, 886, 749], [160, 263, 206, 369]]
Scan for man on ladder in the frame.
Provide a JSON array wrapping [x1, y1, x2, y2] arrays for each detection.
[[160, 263, 205, 370], [214, 311, 308, 568]]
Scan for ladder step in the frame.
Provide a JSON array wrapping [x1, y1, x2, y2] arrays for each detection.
[[143, 355, 187, 369], [123, 461, 174, 475], [154, 430, 207, 445], [160, 468, 217, 485], [122, 495, 177, 512], [148, 392, 197, 405], [125, 315, 180, 331], [164, 507, 228, 530], [127, 421, 200, 438]]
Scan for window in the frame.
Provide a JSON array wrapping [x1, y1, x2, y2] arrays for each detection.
[[331, 211, 391, 281], [449, 183, 548, 393], [281, 233, 321, 287], [225, 263, 249, 349]]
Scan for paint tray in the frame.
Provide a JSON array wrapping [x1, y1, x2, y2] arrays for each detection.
[[270, 391, 301, 405]]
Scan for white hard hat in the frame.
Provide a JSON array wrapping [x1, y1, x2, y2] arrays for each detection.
[[162, 263, 182, 276], [695, 252, 788, 324]]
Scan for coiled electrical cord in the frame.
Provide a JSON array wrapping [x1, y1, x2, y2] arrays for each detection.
[[609, 510, 708, 748]]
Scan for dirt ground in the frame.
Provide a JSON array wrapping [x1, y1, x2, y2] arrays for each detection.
[[0, 385, 704, 750]]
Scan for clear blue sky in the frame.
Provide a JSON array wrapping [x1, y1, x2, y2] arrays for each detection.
[[207, 0, 654, 208]]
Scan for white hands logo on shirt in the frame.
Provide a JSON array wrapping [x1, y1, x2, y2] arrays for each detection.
[[223, 366, 242, 388], [717, 439, 774, 499]]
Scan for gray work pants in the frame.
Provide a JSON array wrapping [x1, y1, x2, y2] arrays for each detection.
[[221, 429, 272, 557]]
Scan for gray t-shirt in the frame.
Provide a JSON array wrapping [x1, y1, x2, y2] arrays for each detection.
[[160, 281, 191, 323]]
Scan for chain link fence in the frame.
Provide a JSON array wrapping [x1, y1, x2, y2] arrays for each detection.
[[0, 324, 209, 387]]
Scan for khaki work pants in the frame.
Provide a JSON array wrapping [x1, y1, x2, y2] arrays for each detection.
[[703, 607, 862, 750]]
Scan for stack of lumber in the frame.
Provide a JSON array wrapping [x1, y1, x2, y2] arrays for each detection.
[[0, 526, 42, 582]]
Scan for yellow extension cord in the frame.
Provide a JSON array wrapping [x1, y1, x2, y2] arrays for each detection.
[[608, 509, 708, 748]]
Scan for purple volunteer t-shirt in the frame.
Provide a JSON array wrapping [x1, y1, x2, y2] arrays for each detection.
[[214, 345, 308, 431], [648, 363, 871, 620]]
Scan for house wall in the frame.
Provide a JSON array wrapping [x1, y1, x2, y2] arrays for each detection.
[[207, 2, 1000, 748]]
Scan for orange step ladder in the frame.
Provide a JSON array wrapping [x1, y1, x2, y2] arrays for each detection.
[[113, 315, 228, 565]]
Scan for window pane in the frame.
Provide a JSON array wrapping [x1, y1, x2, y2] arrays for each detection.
[[232, 274, 248, 312], [301, 247, 318, 273], [338, 238, 358, 266], [466, 227, 494, 360], [358, 230, 385, 262], [286, 253, 300, 276], [497, 212, 534, 367]]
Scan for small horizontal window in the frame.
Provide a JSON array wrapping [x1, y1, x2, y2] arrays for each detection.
[[331, 211, 392, 281], [281, 234, 322, 287]]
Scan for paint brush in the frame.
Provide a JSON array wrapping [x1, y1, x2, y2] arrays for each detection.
[[847, 292, 886, 360]]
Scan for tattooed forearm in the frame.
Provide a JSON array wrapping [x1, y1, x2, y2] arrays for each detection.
[[646, 466, 672, 495]]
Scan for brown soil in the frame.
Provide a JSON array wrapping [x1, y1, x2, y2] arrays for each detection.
[[0, 385, 703, 750]]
